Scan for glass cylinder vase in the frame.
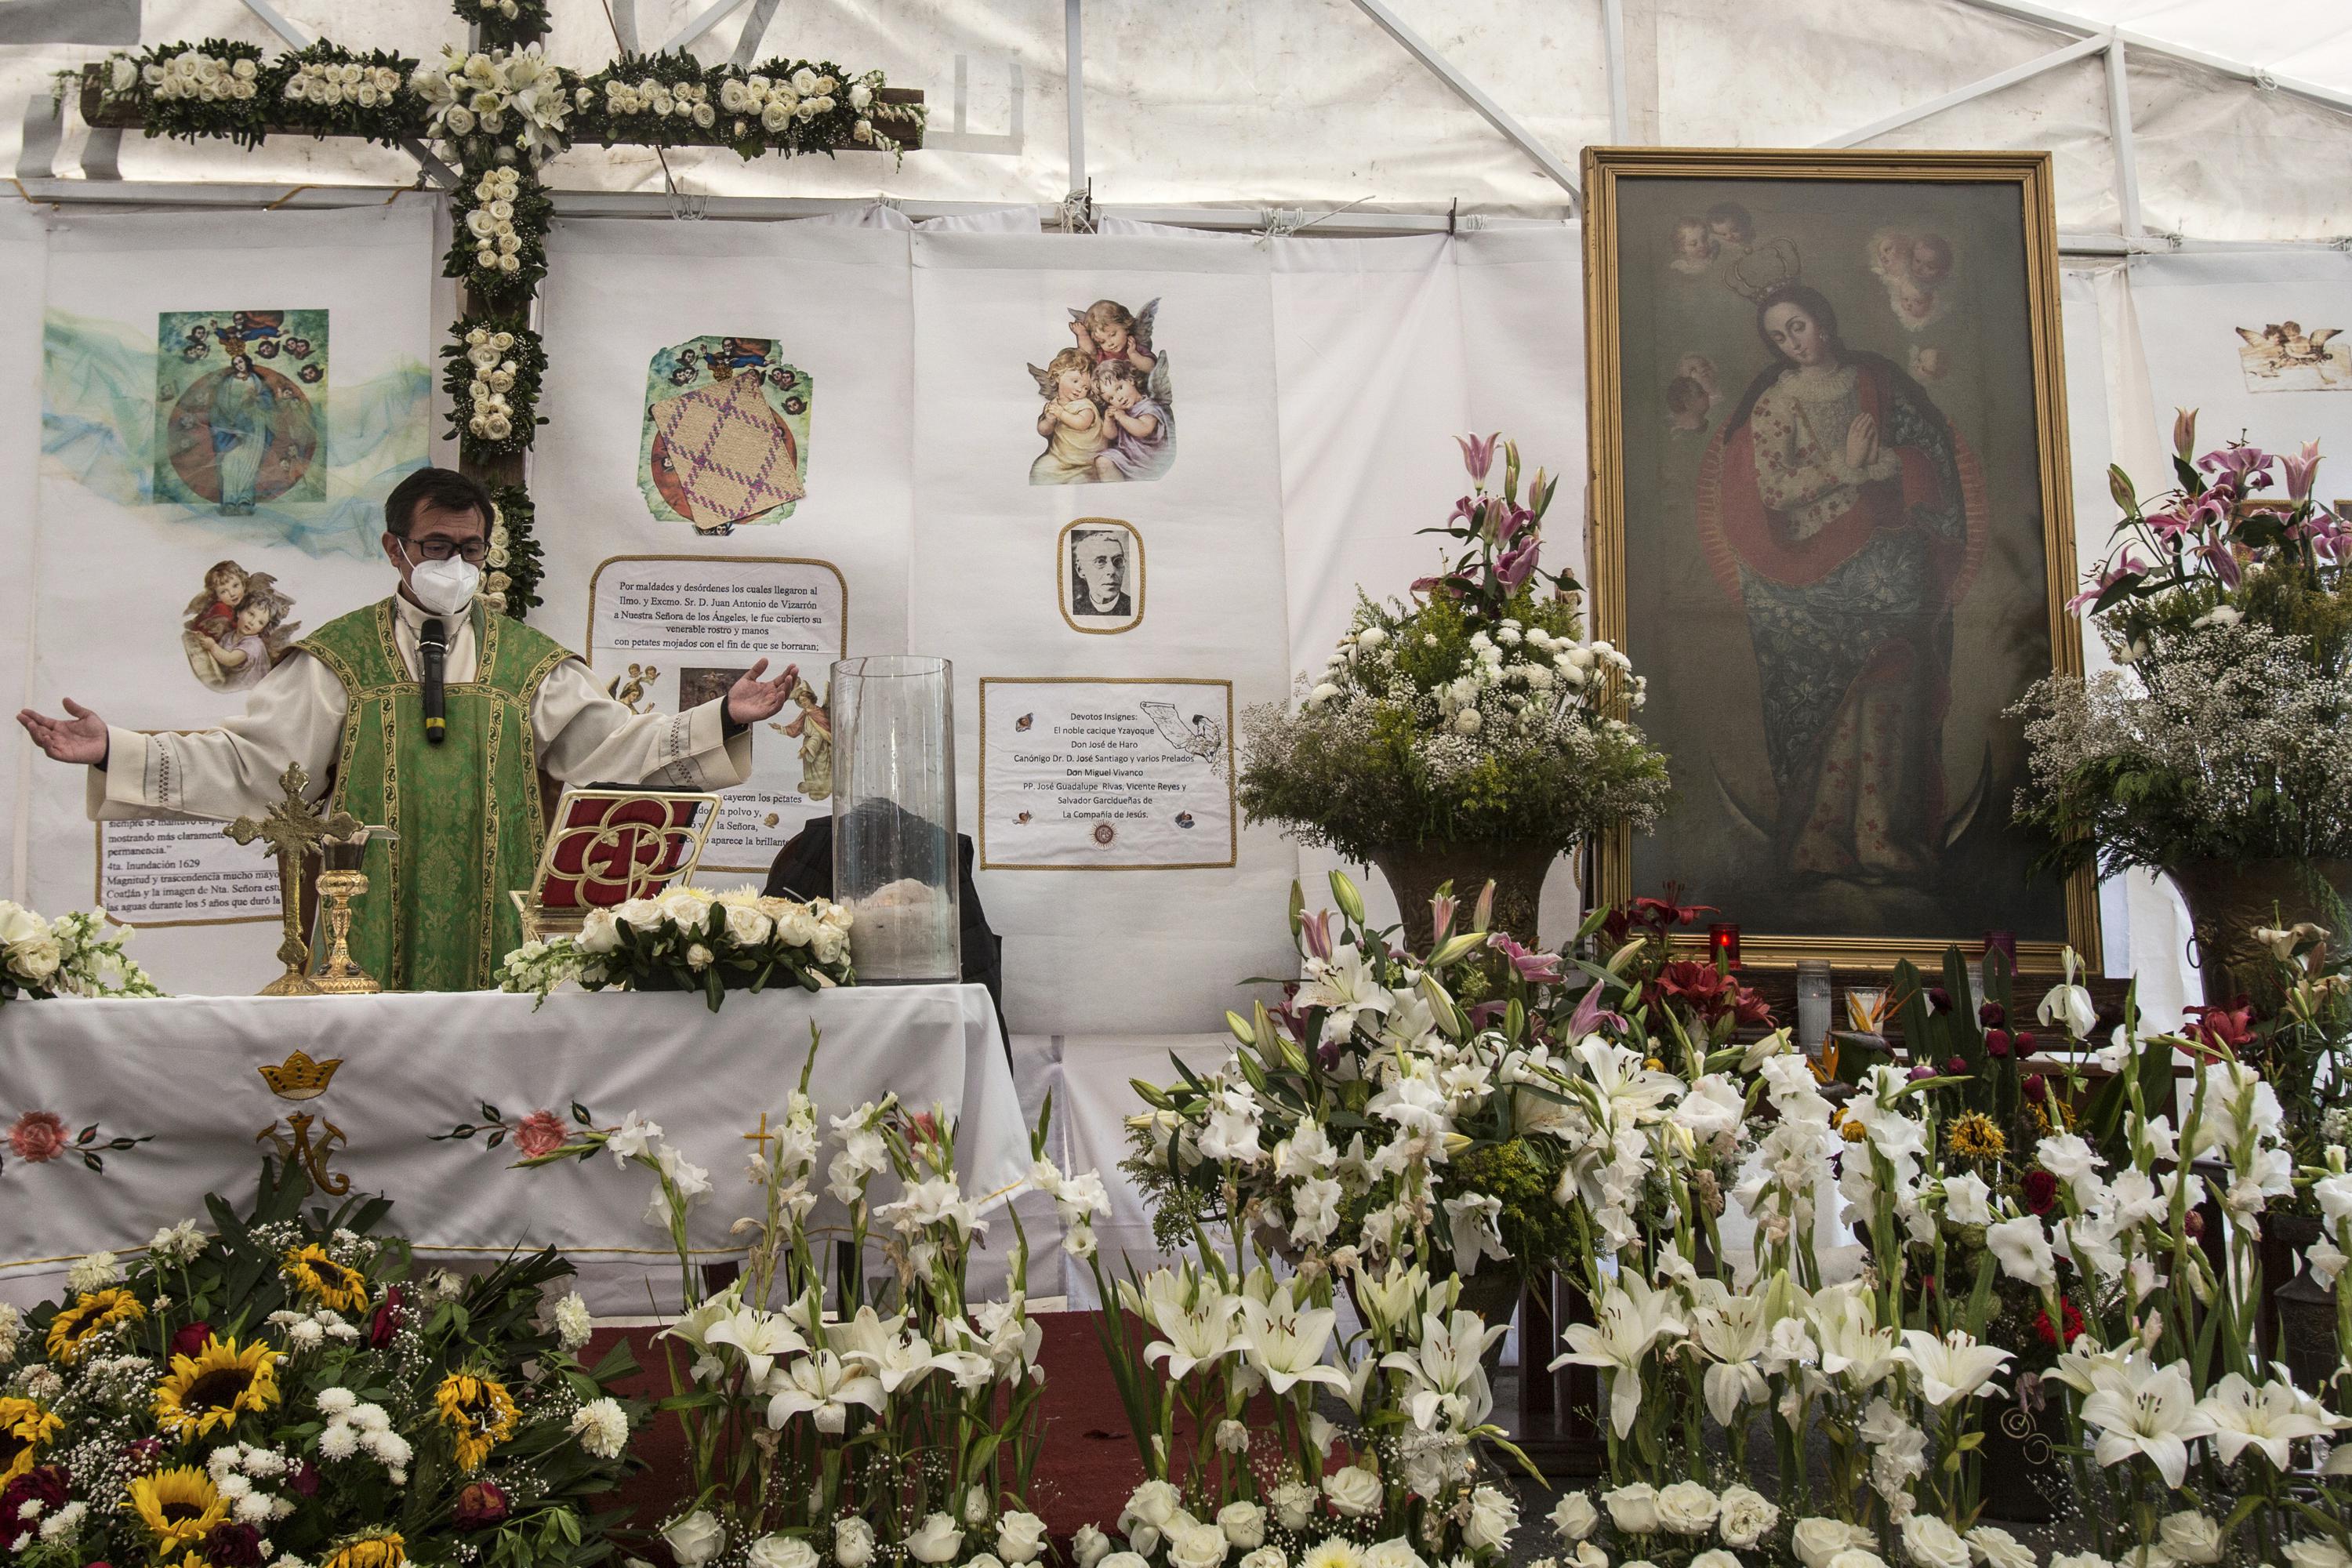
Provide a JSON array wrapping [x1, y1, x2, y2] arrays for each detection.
[[829, 655, 962, 983]]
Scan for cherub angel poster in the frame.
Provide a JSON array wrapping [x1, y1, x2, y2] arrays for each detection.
[[1026, 298, 1175, 485]]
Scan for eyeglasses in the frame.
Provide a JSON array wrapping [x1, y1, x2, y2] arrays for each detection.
[[406, 537, 489, 564]]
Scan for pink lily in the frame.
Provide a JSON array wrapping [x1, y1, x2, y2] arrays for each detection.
[[2198, 445, 2273, 488], [1457, 431, 1501, 485], [2064, 550, 2146, 613], [1301, 909, 1334, 962], [1497, 539, 1541, 590], [2284, 441, 2322, 502], [1565, 982, 1626, 1041], [1488, 931, 1563, 984], [2200, 539, 2243, 588], [1428, 891, 1458, 948], [2172, 408, 2198, 461], [1471, 880, 1495, 934]]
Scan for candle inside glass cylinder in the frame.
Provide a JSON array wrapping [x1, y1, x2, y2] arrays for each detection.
[[1708, 923, 1741, 969]]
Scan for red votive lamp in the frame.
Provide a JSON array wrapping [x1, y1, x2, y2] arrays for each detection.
[[1708, 923, 1741, 969]]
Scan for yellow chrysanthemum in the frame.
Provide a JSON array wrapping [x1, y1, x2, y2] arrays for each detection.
[[43, 1287, 147, 1364], [0, 1397, 61, 1486], [281, 1244, 370, 1312], [154, 1335, 282, 1443], [1947, 1111, 2008, 1161], [434, 1373, 519, 1473], [128, 1465, 228, 1550], [322, 1534, 407, 1568]]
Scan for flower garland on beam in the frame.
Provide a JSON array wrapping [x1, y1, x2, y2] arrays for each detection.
[[569, 53, 921, 161], [101, 31, 921, 630]]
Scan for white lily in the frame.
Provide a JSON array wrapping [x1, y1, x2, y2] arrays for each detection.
[[699, 1305, 808, 1388], [1237, 1293, 1348, 1396], [1144, 1294, 1243, 1379], [1686, 1293, 1771, 1427], [2078, 1356, 2216, 1488], [1550, 1275, 1687, 1436], [1380, 1308, 1504, 1432], [764, 1348, 884, 1433], [2198, 1372, 2332, 1470], [1894, 1329, 2011, 1408]]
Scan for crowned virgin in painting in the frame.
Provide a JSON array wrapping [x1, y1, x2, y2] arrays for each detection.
[[1588, 153, 2085, 956]]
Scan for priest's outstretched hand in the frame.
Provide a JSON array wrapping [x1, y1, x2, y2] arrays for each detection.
[[17, 699, 108, 766], [724, 660, 801, 725]]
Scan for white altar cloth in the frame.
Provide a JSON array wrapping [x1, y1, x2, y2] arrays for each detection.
[[0, 984, 1025, 1313]]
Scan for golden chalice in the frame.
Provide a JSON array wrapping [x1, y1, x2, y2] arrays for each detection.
[[313, 826, 395, 995]]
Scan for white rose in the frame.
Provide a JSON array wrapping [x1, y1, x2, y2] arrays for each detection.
[[1693, 1554, 1742, 1568], [1966, 1527, 2035, 1568], [498, 253, 521, 274], [577, 909, 621, 954], [2284, 1542, 2352, 1568], [833, 1519, 876, 1568], [1218, 1504, 1265, 1552], [1715, 1486, 1779, 1550], [1364, 1542, 1425, 1568], [1239, 1552, 1287, 1568], [9, 935, 61, 982], [1603, 1484, 1661, 1537], [996, 1513, 1048, 1566], [1795, 1520, 1875, 1568], [1271, 1481, 1315, 1533], [661, 1512, 725, 1568], [1552, 1493, 1599, 1544], [1900, 1517, 1970, 1568], [747, 1537, 816, 1568], [1655, 1482, 1716, 1537], [0, 904, 46, 946], [1122, 1480, 1181, 1533], [1323, 1465, 1383, 1518], [1072, 1526, 1111, 1568], [1167, 1519, 1228, 1568], [905, 1515, 963, 1565], [1100, 1555, 1151, 1568], [2157, 1514, 2223, 1567], [1828, 1554, 1891, 1568], [724, 902, 773, 947]]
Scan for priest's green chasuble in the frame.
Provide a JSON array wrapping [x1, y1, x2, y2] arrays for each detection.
[[296, 599, 571, 992]]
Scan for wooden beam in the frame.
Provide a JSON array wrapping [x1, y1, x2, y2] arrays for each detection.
[[78, 67, 923, 151]]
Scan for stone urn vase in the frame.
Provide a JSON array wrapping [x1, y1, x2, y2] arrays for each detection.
[[2166, 856, 2352, 1004], [1370, 839, 1556, 951]]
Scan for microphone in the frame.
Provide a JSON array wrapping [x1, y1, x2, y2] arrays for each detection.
[[419, 617, 447, 745]]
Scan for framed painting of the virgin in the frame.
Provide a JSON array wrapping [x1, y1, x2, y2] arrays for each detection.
[[1583, 147, 2098, 969]]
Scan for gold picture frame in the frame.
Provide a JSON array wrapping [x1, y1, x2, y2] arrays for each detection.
[[1582, 147, 2099, 970], [1057, 517, 1145, 634]]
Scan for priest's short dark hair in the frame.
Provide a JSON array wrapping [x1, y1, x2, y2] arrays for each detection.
[[384, 466, 495, 538]]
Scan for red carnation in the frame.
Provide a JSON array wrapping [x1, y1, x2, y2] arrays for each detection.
[[1979, 1000, 2006, 1028], [1984, 1029, 2012, 1059], [285, 1461, 319, 1498], [368, 1286, 406, 1349], [2014, 1029, 2038, 1056], [2020, 1168, 2060, 1215], [205, 1524, 265, 1568], [454, 1480, 511, 1531]]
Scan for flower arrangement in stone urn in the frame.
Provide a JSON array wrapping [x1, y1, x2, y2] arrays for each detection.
[[2013, 412, 2352, 1001], [1238, 433, 1671, 946]]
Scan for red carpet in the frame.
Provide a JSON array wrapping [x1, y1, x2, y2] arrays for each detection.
[[585, 1311, 1169, 1540]]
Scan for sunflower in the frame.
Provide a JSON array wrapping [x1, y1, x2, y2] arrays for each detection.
[[433, 1372, 519, 1472], [321, 1534, 406, 1568], [154, 1335, 282, 1443], [43, 1287, 147, 1364], [0, 1398, 61, 1486], [1947, 1111, 2008, 1162], [129, 1466, 228, 1550], [281, 1244, 370, 1312]]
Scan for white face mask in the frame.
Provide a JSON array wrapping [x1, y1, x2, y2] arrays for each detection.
[[406, 553, 481, 618]]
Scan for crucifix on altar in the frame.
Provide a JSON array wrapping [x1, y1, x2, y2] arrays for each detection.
[[225, 760, 361, 997]]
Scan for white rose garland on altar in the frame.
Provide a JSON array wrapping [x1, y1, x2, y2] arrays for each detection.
[[0, 902, 159, 1002], [498, 886, 854, 1011], [412, 44, 573, 169], [570, 53, 919, 162]]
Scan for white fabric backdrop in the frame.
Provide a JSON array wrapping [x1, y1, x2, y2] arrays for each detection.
[[0, 983, 1025, 1315]]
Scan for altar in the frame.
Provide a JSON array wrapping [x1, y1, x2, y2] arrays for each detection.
[[0, 983, 1025, 1313]]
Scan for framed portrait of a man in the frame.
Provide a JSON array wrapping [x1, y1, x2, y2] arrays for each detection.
[[1583, 147, 2097, 967], [1059, 517, 1145, 633]]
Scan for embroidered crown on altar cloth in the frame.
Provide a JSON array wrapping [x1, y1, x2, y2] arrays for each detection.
[[259, 1049, 343, 1102]]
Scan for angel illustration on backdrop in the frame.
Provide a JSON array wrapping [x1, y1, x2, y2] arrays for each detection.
[[1026, 296, 1176, 485], [770, 673, 833, 801], [183, 561, 300, 692], [2238, 321, 2346, 383]]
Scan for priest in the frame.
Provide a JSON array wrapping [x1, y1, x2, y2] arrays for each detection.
[[16, 467, 801, 992]]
